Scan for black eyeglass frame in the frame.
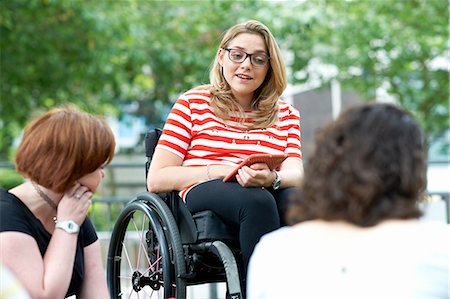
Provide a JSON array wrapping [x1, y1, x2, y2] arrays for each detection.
[[223, 48, 270, 68]]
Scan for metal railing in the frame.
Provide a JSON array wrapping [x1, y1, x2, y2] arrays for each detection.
[[1, 161, 449, 229], [89, 197, 131, 231]]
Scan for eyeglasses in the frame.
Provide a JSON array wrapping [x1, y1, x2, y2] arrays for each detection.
[[223, 48, 270, 68]]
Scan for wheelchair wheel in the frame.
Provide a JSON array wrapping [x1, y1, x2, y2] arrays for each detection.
[[107, 194, 186, 298]]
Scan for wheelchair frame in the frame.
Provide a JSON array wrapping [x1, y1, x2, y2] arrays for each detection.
[[107, 128, 243, 299]]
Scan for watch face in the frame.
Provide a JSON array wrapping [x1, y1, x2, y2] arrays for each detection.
[[272, 172, 281, 190], [273, 180, 281, 190], [57, 220, 80, 233]]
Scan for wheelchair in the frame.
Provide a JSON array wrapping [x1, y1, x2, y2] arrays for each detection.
[[107, 128, 244, 299]]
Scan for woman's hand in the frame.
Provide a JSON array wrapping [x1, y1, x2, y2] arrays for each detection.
[[236, 163, 275, 188], [57, 182, 92, 226]]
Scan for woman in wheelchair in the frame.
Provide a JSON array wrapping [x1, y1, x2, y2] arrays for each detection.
[[147, 20, 303, 279]]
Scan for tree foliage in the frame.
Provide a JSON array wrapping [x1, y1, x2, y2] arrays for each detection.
[[276, 0, 449, 146], [0, 0, 133, 159], [1, 0, 448, 160], [0, 0, 268, 159]]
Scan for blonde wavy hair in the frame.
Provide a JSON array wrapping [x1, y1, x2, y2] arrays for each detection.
[[209, 20, 287, 129]]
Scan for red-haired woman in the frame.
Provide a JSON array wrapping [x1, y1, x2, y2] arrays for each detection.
[[0, 106, 115, 298]]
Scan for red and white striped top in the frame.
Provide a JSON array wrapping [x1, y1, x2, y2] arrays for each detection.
[[157, 86, 302, 199]]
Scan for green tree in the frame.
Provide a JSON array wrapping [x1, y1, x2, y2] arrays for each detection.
[[1, 0, 447, 160], [0, 0, 139, 159], [0, 0, 273, 159], [113, 0, 275, 133], [277, 0, 449, 148]]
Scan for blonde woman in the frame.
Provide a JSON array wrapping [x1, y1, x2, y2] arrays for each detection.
[[147, 20, 303, 278]]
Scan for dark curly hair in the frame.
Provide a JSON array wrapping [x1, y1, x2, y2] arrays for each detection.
[[287, 103, 426, 227]]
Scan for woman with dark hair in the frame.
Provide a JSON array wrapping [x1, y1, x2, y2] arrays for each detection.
[[0, 106, 115, 298], [247, 103, 449, 298]]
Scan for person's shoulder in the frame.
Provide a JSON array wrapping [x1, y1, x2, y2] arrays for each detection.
[[0, 189, 18, 206], [176, 85, 213, 111], [251, 227, 291, 259], [0, 190, 33, 234], [0, 189, 15, 216], [0, 188, 11, 197], [415, 222, 450, 272], [418, 221, 450, 238], [394, 221, 450, 258], [259, 226, 296, 246], [278, 99, 300, 116], [183, 85, 212, 98]]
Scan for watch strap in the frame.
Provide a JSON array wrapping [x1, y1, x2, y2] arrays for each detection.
[[55, 220, 80, 234]]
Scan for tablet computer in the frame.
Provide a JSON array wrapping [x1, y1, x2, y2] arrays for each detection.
[[222, 153, 287, 182]]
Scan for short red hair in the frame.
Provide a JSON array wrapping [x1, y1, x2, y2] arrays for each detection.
[[15, 106, 115, 193]]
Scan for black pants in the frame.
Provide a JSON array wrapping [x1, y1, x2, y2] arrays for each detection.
[[185, 179, 297, 274]]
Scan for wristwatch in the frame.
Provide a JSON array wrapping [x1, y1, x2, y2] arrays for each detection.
[[56, 220, 80, 234], [272, 171, 282, 190]]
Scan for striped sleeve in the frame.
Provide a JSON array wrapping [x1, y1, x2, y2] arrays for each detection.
[[157, 94, 192, 159], [280, 102, 302, 159]]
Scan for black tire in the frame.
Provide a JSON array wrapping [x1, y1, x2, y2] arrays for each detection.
[[107, 193, 186, 298]]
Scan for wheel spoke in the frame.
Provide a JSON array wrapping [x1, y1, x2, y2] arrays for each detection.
[[150, 256, 162, 275], [131, 215, 154, 271], [122, 240, 134, 272], [134, 215, 143, 271], [127, 287, 134, 299], [118, 274, 132, 280], [141, 286, 152, 298]]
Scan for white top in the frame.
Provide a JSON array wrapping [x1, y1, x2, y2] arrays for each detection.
[[247, 220, 450, 299]]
